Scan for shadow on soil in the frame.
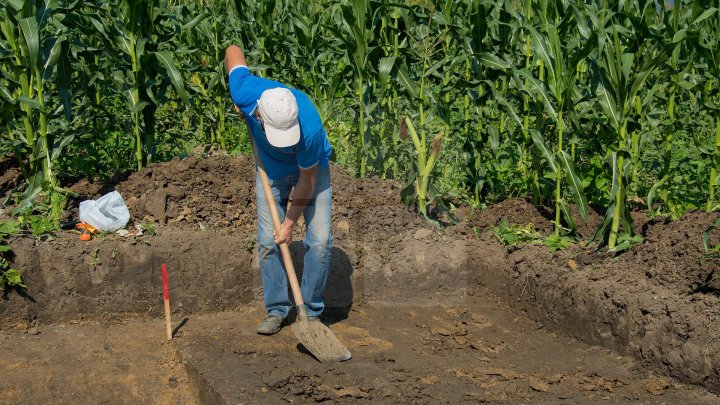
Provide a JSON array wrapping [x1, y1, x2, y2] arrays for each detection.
[[289, 243, 353, 325]]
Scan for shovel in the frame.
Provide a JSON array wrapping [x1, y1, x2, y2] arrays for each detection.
[[248, 125, 351, 363]]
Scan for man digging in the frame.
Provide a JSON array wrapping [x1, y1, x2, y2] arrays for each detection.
[[224, 45, 334, 335]]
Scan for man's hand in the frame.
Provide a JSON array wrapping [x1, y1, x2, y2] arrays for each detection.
[[234, 104, 244, 120], [276, 166, 317, 246], [274, 221, 293, 245]]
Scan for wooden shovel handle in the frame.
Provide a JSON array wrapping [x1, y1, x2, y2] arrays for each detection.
[[246, 122, 309, 321]]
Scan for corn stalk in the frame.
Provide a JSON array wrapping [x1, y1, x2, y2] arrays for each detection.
[[400, 117, 443, 218], [113, 0, 189, 171], [512, 12, 591, 236], [590, 10, 671, 249], [0, 0, 77, 221]]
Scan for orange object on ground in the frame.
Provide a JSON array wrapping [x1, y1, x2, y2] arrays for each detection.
[[76, 222, 98, 241]]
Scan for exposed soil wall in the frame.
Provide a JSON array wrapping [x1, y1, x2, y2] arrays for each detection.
[[2, 156, 719, 393]]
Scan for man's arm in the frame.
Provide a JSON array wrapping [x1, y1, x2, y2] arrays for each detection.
[[274, 166, 317, 245], [225, 45, 248, 118], [224, 45, 248, 75]]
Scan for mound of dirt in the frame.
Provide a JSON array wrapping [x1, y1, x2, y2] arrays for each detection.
[[467, 197, 720, 391], [2, 156, 720, 393]]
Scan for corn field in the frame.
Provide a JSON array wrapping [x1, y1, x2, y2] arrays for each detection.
[[1, 0, 719, 250]]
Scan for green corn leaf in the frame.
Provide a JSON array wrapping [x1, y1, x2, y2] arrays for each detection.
[[476, 52, 511, 70], [38, 0, 60, 30], [6, 0, 23, 11], [620, 53, 633, 83], [530, 129, 558, 174], [647, 175, 669, 211], [183, 12, 208, 30], [155, 51, 189, 103], [18, 95, 41, 110], [590, 202, 614, 246], [558, 150, 589, 221], [135, 38, 147, 62], [572, 4, 591, 39], [557, 200, 577, 234], [19, 17, 40, 68], [0, 84, 13, 103], [628, 45, 672, 102], [528, 25, 555, 82], [488, 125, 499, 155], [42, 37, 63, 77], [672, 28, 687, 43], [130, 100, 149, 114], [50, 134, 75, 162], [596, 74, 620, 129], [396, 62, 418, 99], [378, 55, 396, 91], [691, 8, 718, 26], [515, 69, 557, 122], [89, 14, 108, 37], [494, 92, 522, 127], [117, 35, 131, 56], [608, 234, 643, 254], [400, 165, 417, 208]]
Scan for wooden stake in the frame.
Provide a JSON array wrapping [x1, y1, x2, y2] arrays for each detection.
[[162, 263, 172, 340]]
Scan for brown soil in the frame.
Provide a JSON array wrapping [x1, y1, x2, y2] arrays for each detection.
[[0, 156, 21, 199], [2, 155, 720, 403]]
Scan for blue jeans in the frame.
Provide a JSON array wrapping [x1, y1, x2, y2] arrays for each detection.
[[256, 166, 333, 319]]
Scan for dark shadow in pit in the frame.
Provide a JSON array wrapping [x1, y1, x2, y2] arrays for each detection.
[[297, 343, 314, 359], [173, 317, 190, 337], [1, 249, 36, 302], [289, 243, 353, 326], [295, 343, 351, 363], [2, 285, 36, 302]]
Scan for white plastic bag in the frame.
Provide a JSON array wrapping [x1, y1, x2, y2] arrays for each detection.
[[79, 191, 130, 232]]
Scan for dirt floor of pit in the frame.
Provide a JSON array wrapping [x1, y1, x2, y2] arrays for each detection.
[[0, 318, 192, 404], [3, 293, 719, 404]]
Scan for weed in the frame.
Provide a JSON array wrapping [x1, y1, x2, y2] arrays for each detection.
[[703, 218, 720, 259], [493, 219, 578, 252], [542, 234, 576, 252], [141, 221, 157, 236], [492, 220, 541, 247], [608, 234, 644, 254], [0, 219, 25, 289], [91, 248, 100, 266]]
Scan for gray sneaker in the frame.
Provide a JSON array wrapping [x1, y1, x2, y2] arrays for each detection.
[[257, 315, 283, 335]]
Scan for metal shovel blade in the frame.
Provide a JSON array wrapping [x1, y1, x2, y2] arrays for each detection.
[[291, 320, 351, 362]]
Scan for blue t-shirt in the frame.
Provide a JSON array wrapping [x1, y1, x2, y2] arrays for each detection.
[[228, 66, 332, 179]]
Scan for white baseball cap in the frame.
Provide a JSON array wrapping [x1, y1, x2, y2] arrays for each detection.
[[257, 87, 300, 147]]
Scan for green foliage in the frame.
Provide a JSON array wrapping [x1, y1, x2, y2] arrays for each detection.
[[703, 218, 720, 258], [493, 219, 578, 253], [609, 234, 644, 254], [542, 234, 576, 253], [0, 219, 25, 289], [492, 220, 541, 247], [1, 0, 720, 253], [140, 220, 157, 236], [399, 117, 444, 217]]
